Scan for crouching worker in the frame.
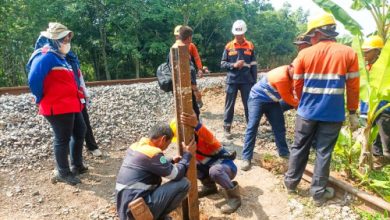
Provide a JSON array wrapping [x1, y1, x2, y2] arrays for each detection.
[[241, 65, 299, 171], [174, 113, 240, 214], [115, 123, 196, 220]]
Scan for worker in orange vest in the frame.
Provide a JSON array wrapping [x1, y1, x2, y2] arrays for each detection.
[[241, 65, 298, 171], [174, 25, 208, 108], [284, 13, 360, 206]]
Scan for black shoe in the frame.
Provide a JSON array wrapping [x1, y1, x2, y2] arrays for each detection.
[[71, 165, 88, 175], [51, 171, 81, 185]]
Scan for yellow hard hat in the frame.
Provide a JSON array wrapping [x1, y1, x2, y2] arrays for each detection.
[[174, 25, 182, 36], [304, 13, 336, 35], [362, 35, 384, 50], [170, 119, 178, 143]]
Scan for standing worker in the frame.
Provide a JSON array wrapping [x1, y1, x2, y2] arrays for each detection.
[[66, 51, 103, 158], [174, 25, 208, 108], [221, 20, 257, 139], [284, 13, 360, 206], [27, 22, 87, 185], [360, 36, 390, 162], [241, 65, 298, 171]]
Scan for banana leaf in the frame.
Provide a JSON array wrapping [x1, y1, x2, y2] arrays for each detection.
[[352, 36, 370, 102], [313, 0, 363, 36], [369, 39, 390, 101]]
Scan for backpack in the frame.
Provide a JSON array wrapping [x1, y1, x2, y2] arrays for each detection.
[[156, 62, 173, 92]]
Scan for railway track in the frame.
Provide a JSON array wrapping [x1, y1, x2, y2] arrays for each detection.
[[302, 164, 390, 214], [0, 72, 228, 96], [2, 70, 388, 215]]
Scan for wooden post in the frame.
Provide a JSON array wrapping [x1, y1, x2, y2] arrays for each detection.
[[170, 41, 199, 220]]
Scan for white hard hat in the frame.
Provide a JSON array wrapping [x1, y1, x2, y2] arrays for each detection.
[[232, 20, 247, 35]]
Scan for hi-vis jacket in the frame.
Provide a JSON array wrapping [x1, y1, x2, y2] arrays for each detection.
[[250, 65, 298, 108], [115, 138, 191, 220], [28, 46, 84, 116], [221, 38, 257, 84], [360, 64, 390, 116], [189, 43, 203, 70], [293, 40, 360, 122]]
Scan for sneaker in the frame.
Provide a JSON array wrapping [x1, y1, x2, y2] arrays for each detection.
[[90, 149, 102, 157], [283, 181, 297, 195], [51, 170, 81, 185], [313, 187, 335, 207], [241, 160, 251, 171], [71, 165, 88, 175]]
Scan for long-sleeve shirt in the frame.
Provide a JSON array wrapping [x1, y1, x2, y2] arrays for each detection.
[[116, 137, 191, 220], [221, 38, 257, 84], [293, 40, 360, 122], [250, 65, 298, 108], [189, 43, 203, 70]]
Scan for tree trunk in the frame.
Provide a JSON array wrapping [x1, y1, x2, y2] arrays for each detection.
[[358, 125, 373, 172], [99, 25, 110, 80], [134, 57, 140, 78]]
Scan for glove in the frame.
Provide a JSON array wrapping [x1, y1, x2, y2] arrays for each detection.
[[349, 113, 359, 131]]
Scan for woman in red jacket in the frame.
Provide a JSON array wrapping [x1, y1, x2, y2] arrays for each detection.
[[27, 22, 87, 185]]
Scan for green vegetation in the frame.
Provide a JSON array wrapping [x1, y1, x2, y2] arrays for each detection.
[[0, 0, 307, 87]]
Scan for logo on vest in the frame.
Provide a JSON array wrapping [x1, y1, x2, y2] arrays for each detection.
[[160, 156, 167, 164]]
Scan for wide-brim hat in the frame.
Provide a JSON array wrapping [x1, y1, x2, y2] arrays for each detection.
[[293, 35, 312, 45], [40, 22, 73, 40]]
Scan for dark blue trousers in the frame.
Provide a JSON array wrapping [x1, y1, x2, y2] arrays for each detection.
[[242, 98, 290, 159], [223, 83, 253, 126], [45, 112, 86, 175]]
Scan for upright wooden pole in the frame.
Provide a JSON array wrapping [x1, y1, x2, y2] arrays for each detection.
[[170, 41, 199, 220]]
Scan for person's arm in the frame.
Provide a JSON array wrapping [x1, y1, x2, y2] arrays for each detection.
[[221, 47, 234, 70], [274, 80, 299, 108], [190, 43, 203, 70], [346, 52, 360, 112], [79, 70, 89, 98], [28, 53, 56, 103], [292, 56, 304, 100], [146, 152, 192, 181], [250, 47, 257, 81]]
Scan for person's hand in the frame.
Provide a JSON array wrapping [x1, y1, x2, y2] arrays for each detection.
[[181, 112, 199, 128], [183, 138, 196, 153], [349, 113, 359, 131], [172, 155, 182, 163], [203, 66, 209, 74], [233, 60, 245, 69], [197, 69, 204, 78]]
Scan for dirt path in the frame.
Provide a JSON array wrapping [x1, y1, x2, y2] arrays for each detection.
[[0, 87, 359, 220]]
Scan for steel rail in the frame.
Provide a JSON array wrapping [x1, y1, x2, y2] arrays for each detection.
[[302, 164, 390, 214], [0, 72, 228, 96]]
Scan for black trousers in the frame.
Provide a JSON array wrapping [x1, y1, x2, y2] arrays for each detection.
[[373, 112, 390, 157], [81, 107, 99, 151]]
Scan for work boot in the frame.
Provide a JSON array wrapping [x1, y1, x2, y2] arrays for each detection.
[[283, 181, 297, 195], [51, 170, 81, 185], [71, 165, 89, 175], [221, 181, 241, 214], [198, 177, 218, 198], [313, 187, 335, 207], [89, 149, 103, 157], [224, 126, 232, 140], [241, 160, 251, 171]]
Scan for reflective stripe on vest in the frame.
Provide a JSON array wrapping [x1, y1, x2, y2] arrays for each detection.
[[115, 182, 157, 193], [302, 87, 344, 95]]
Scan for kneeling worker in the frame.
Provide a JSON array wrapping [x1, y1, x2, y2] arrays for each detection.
[[173, 113, 240, 214], [116, 124, 195, 220]]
